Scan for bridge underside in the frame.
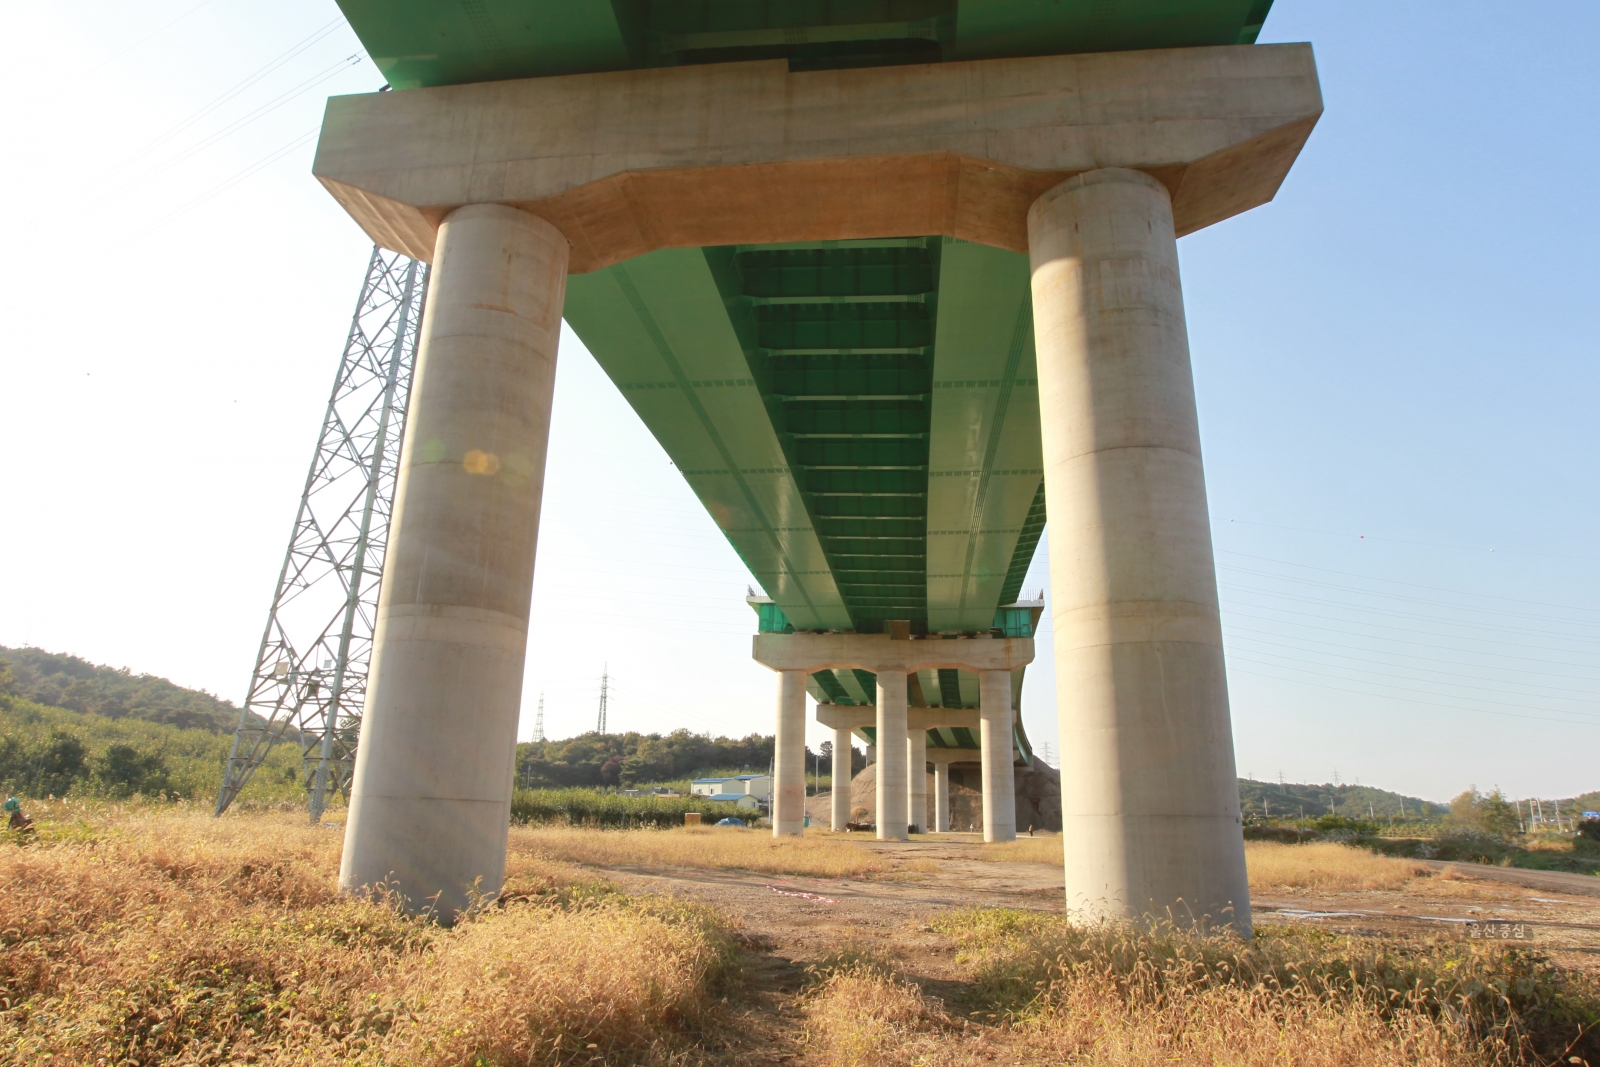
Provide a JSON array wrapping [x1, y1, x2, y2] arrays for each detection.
[[565, 237, 1045, 637]]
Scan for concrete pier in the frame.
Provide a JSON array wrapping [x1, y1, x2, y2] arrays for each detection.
[[831, 726, 851, 831], [978, 671, 1017, 844], [875, 672, 909, 841], [933, 759, 951, 833], [340, 204, 568, 921], [773, 669, 807, 836], [907, 728, 928, 833], [1029, 168, 1251, 933]]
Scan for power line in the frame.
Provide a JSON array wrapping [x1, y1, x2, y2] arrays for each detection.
[[135, 125, 321, 237], [125, 18, 347, 165], [1216, 563, 1593, 630], [113, 53, 363, 204], [1226, 662, 1600, 729], [1221, 607, 1600, 666], [1223, 627, 1600, 693], [1222, 582, 1600, 643], [92, 0, 221, 73], [1217, 549, 1600, 614]]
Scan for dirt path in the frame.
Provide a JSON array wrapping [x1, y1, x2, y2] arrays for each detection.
[[1419, 859, 1600, 898]]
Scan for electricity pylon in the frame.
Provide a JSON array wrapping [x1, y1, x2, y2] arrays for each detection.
[[215, 246, 429, 821], [533, 693, 546, 743], [597, 666, 609, 735]]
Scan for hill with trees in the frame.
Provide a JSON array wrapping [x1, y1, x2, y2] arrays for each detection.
[[1238, 777, 1447, 820], [0, 645, 240, 732]]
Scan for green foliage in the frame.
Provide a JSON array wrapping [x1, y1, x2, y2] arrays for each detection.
[[1450, 787, 1523, 840], [509, 787, 747, 828], [0, 645, 240, 732], [1578, 819, 1600, 843], [0, 697, 302, 803], [1237, 776, 1445, 820]]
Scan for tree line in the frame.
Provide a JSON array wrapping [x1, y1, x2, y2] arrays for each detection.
[[514, 728, 866, 789]]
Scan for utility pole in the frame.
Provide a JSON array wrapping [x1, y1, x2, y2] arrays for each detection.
[[533, 692, 545, 743], [597, 666, 609, 735]]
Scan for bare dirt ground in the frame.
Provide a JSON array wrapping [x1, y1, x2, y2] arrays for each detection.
[[591, 834, 1600, 1063]]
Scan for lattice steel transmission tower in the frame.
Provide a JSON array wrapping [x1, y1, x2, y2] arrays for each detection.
[[215, 247, 429, 821]]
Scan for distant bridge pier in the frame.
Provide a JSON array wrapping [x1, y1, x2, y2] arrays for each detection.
[[755, 632, 1034, 842], [830, 725, 852, 832], [906, 718, 928, 833]]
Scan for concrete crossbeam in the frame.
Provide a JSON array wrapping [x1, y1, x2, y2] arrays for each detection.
[[314, 44, 1320, 271], [815, 703, 1005, 732], [753, 633, 1033, 675]]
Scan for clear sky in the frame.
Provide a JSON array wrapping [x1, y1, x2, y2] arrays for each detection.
[[2, 2, 1596, 804]]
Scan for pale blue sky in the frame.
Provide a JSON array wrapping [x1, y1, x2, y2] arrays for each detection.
[[1, 2, 1595, 802]]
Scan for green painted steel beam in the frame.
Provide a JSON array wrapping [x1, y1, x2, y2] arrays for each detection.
[[336, 1, 1275, 90], [566, 236, 1047, 636]]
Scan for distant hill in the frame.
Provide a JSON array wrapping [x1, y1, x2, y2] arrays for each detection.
[[1558, 792, 1600, 817], [0, 646, 240, 733], [1239, 778, 1447, 820]]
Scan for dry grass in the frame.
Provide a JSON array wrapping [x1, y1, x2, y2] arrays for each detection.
[[967, 835, 1063, 864], [793, 916, 1579, 1067], [0, 803, 736, 1066], [928, 910, 1594, 1066], [803, 958, 960, 1067], [510, 823, 934, 879], [1246, 840, 1432, 891], [968, 836, 1440, 895]]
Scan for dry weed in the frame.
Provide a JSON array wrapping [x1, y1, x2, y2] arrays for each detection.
[[801, 956, 972, 1067], [510, 823, 920, 878], [1246, 840, 1431, 891], [931, 908, 1600, 1065], [0, 805, 736, 1066], [968, 835, 1062, 864]]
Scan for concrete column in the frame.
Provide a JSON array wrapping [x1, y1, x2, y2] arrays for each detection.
[[933, 760, 951, 833], [340, 204, 569, 921], [906, 728, 928, 833], [875, 672, 908, 841], [1029, 168, 1250, 934], [773, 670, 807, 836], [831, 726, 852, 831], [979, 671, 1017, 844]]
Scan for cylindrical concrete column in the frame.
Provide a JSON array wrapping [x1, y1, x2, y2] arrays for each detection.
[[1029, 168, 1251, 934], [831, 726, 852, 831], [772, 670, 807, 836], [979, 670, 1017, 844], [933, 760, 951, 833], [906, 728, 928, 833], [340, 204, 569, 921], [874, 672, 908, 841]]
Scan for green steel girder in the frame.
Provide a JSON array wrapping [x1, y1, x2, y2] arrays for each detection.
[[566, 236, 1043, 635], [335, 1, 1275, 90]]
